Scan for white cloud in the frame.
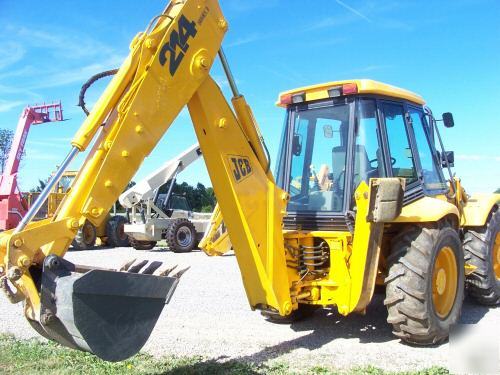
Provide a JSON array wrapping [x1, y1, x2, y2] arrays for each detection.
[[225, 0, 279, 13], [213, 74, 241, 90], [305, 16, 356, 31], [28, 54, 125, 90], [0, 99, 24, 113], [26, 140, 70, 149], [8, 25, 114, 60], [335, 0, 372, 23], [226, 33, 264, 48], [456, 154, 500, 161], [0, 42, 25, 70], [350, 64, 394, 73], [308, 37, 348, 48], [306, 1, 412, 32], [24, 148, 59, 161], [0, 24, 126, 101]]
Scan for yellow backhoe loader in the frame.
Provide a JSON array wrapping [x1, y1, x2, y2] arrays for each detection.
[[1, 0, 498, 362]]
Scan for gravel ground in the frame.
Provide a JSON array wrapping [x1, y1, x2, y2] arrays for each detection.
[[0, 246, 498, 372]]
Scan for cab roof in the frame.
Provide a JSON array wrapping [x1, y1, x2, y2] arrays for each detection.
[[276, 79, 425, 107]]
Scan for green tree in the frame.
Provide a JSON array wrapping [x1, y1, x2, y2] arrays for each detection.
[[0, 129, 14, 174], [158, 181, 216, 212], [495, 188, 500, 193], [30, 178, 49, 193]]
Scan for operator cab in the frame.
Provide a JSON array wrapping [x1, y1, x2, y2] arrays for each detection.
[[275, 79, 448, 230], [155, 193, 192, 217]]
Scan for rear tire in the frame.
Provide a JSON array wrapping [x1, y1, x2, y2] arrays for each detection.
[[106, 216, 130, 247], [385, 224, 464, 345], [71, 220, 96, 250], [130, 238, 157, 251], [463, 209, 500, 305], [166, 218, 196, 253], [261, 304, 318, 324]]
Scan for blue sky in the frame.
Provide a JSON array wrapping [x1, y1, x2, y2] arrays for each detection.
[[0, 0, 499, 193]]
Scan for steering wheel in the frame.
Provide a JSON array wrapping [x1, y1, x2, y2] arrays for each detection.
[[369, 157, 396, 168], [335, 170, 345, 194]]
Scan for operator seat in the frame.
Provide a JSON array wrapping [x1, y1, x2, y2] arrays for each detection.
[[332, 145, 372, 189]]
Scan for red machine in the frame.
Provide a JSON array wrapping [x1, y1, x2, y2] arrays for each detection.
[[0, 102, 63, 230]]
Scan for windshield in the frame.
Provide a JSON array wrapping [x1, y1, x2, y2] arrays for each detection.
[[55, 174, 76, 193], [285, 102, 351, 212], [169, 195, 190, 211]]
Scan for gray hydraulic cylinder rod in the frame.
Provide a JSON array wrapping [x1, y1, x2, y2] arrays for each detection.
[[14, 147, 79, 233]]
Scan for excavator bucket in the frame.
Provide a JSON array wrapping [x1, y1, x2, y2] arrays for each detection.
[[33, 255, 180, 362]]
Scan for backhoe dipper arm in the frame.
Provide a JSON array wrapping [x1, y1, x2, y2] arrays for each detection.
[[119, 143, 202, 208], [0, 0, 292, 337]]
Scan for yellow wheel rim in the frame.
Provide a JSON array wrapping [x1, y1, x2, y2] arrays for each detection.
[[432, 246, 458, 319], [494, 232, 500, 280]]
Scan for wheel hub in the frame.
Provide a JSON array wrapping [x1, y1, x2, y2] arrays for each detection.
[[435, 268, 447, 295], [176, 226, 192, 247], [432, 246, 458, 319]]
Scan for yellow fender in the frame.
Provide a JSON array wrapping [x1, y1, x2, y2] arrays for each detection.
[[462, 193, 500, 227], [390, 196, 459, 225]]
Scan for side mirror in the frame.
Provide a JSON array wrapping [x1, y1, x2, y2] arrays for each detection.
[[442, 112, 454, 128], [441, 151, 454, 168], [292, 134, 302, 156], [165, 209, 173, 218]]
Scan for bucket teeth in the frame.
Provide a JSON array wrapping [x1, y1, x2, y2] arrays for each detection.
[[118, 258, 136, 272], [155, 264, 177, 277], [117, 259, 188, 278], [171, 266, 190, 279], [126, 259, 149, 273], [141, 261, 163, 275]]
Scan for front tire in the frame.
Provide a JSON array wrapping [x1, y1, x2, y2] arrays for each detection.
[[71, 220, 97, 250], [166, 218, 197, 253], [385, 224, 464, 345], [463, 209, 500, 305], [106, 215, 130, 247], [130, 237, 157, 251]]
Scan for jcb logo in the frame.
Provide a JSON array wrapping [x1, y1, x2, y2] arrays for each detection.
[[229, 156, 252, 182], [159, 15, 197, 76]]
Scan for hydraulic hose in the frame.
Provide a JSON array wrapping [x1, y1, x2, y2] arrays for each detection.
[[78, 69, 119, 116]]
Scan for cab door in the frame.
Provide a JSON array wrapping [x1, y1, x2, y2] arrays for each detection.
[[351, 98, 388, 190], [406, 105, 448, 194], [378, 101, 422, 200]]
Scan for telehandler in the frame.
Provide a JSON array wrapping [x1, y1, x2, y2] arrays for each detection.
[[120, 143, 212, 251], [0, 102, 63, 231], [0, 0, 498, 362]]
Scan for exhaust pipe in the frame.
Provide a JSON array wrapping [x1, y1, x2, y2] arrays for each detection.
[[31, 255, 181, 361]]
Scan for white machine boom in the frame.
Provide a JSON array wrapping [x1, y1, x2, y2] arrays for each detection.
[[119, 143, 202, 208]]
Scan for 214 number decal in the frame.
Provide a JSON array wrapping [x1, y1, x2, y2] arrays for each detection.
[[159, 15, 197, 76]]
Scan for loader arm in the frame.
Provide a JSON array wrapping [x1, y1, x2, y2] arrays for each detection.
[[0, 0, 291, 359]]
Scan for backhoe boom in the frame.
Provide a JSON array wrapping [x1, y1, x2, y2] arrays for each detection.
[[0, 0, 292, 359]]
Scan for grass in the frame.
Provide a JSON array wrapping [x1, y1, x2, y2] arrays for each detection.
[[0, 335, 449, 375]]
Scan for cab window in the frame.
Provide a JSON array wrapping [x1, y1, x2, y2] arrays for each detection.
[[169, 195, 191, 211], [409, 109, 447, 191], [352, 99, 385, 190], [381, 103, 418, 185], [287, 103, 351, 212]]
